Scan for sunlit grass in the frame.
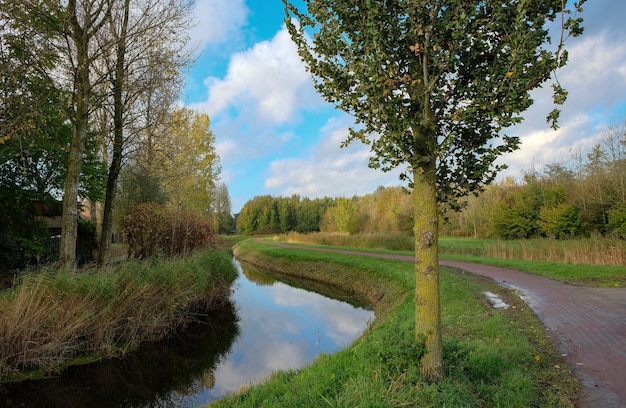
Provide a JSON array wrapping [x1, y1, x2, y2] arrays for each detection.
[[272, 233, 626, 286], [213, 239, 579, 407]]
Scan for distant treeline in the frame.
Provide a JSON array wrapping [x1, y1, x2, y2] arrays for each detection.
[[238, 123, 626, 240], [444, 123, 626, 239], [236, 186, 413, 236]]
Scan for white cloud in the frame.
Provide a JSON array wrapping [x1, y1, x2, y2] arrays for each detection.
[[559, 33, 626, 113], [198, 26, 321, 124], [189, 0, 249, 49], [215, 139, 239, 160], [500, 114, 596, 175], [264, 117, 405, 198], [272, 283, 372, 347], [499, 27, 626, 177]]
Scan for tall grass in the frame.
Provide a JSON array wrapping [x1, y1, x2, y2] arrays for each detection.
[[483, 237, 626, 266], [277, 231, 414, 251], [0, 249, 237, 381], [279, 232, 626, 266]]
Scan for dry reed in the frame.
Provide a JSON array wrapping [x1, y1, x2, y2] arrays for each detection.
[[0, 249, 237, 380], [277, 232, 626, 266], [484, 237, 626, 266], [278, 231, 414, 251]]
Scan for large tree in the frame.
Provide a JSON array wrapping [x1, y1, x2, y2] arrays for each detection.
[[284, 0, 584, 381], [212, 183, 235, 234], [34, 0, 114, 268], [96, 0, 194, 266], [159, 108, 221, 215], [55, 0, 111, 267], [0, 6, 59, 146]]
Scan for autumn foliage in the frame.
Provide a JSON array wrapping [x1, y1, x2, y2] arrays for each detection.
[[124, 203, 217, 259]]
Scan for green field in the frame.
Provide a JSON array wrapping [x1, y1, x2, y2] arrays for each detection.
[[212, 239, 580, 407], [275, 233, 626, 287]]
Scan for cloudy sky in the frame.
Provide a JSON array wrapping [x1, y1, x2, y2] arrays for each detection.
[[183, 0, 626, 213]]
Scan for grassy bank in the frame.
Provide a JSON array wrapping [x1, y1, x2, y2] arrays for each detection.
[[439, 236, 626, 267], [439, 237, 626, 287], [276, 233, 626, 287], [214, 239, 579, 407], [0, 248, 237, 382]]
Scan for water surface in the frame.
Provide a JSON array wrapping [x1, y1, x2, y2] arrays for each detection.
[[1, 258, 373, 407]]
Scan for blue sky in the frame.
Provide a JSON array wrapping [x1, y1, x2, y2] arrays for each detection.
[[183, 0, 626, 213]]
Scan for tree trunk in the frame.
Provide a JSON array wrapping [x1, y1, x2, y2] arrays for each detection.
[[98, 0, 129, 267], [58, 124, 86, 267], [413, 164, 443, 382], [97, 158, 120, 266], [58, 32, 89, 268]]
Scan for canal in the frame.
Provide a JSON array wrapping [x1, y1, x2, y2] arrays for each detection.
[[0, 258, 374, 407]]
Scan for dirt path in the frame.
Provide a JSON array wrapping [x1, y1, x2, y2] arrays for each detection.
[[255, 240, 626, 407]]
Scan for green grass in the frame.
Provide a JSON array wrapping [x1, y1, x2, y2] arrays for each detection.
[[440, 236, 626, 267], [213, 239, 579, 407], [0, 248, 238, 382], [440, 253, 626, 287], [272, 233, 626, 287], [439, 236, 494, 256]]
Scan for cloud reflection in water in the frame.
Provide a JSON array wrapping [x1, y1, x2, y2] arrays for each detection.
[[197, 259, 374, 403]]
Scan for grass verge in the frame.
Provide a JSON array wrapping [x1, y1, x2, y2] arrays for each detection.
[[213, 239, 579, 407], [275, 233, 626, 287], [0, 248, 237, 382], [439, 253, 626, 287]]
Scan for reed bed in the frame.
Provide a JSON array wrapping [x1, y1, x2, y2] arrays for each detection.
[[0, 249, 237, 380], [277, 231, 414, 251], [280, 232, 626, 266], [484, 237, 626, 266]]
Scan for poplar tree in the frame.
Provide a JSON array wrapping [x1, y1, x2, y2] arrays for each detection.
[[284, 0, 584, 381], [96, 0, 194, 266]]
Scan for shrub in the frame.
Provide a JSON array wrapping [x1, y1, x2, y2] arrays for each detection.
[[491, 202, 541, 239], [539, 204, 583, 239], [607, 203, 626, 239], [124, 204, 217, 259]]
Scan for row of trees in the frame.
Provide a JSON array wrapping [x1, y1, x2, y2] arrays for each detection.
[[236, 189, 411, 236], [239, 120, 626, 240], [236, 195, 334, 235], [239, 124, 626, 240], [443, 122, 626, 239], [0, 0, 231, 270], [236, 186, 413, 237]]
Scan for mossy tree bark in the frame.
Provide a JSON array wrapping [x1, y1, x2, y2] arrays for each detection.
[[412, 162, 443, 381]]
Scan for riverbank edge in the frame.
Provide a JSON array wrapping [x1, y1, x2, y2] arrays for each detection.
[[0, 248, 238, 383], [234, 239, 408, 322], [222, 239, 580, 407]]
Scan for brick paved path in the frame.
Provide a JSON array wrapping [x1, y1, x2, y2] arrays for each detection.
[[441, 260, 626, 408], [256, 240, 626, 407]]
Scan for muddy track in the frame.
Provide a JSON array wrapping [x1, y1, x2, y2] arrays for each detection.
[[254, 240, 626, 408]]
